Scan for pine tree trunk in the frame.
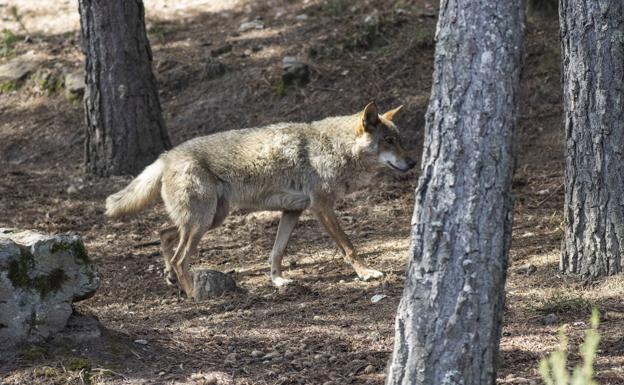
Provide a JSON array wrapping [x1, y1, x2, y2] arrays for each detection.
[[79, 0, 171, 176], [560, 1, 624, 278], [385, 0, 525, 383]]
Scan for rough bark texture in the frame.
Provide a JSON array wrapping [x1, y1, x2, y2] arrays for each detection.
[[385, 0, 525, 384], [79, 0, 171, 176], [560, 1, 624, 279]]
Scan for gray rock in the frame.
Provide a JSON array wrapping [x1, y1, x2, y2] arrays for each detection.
[[239, 20, 265, 32], [210, 44, 233, 57], [0, 229, 100, 346], [53, 313, 101, 343], [203, 60, 227, 81], [192, 269, 238, 301], [64, 70, 85, 99], [281, 56, 309, 86], [543, 313, 559, 325], [0, 53, 40, 83]]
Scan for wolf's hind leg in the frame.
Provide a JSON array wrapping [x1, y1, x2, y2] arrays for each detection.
[[269, 210, 301, 287], [159, 225, 179, 286]]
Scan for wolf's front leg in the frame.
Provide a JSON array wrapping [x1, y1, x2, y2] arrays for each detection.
[[269, 210, 302, 286], [313, 206, 384, 281]]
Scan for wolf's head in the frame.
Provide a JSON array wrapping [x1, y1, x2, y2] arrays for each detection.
[[354, 102, 417, 172]]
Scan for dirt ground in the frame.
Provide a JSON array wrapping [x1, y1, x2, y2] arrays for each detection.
[[1, 0, 623, 384]]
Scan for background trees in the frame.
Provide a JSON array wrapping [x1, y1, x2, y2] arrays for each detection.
[[385, 0, 525, 383], [560, 0, 624, 278], [79, 0, 170, 176]]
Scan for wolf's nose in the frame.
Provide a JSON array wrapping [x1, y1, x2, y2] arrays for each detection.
[[406, 159, 417, 169]]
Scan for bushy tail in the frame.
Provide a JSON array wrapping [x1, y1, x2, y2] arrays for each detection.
[[105, 158, 165, 218]]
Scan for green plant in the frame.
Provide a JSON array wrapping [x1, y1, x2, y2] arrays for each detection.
[[275, 78, 286, 97], [34, 366, 61, 379], [1, 29, 19, 58], [534, 293, 593, 316], [0, 80, 18, 93], [21, 345, 49, 361], [321, 0, 347, 17], [9, 6, 29, 34], [32, 70, 63, 96], [148, 24, 166, 44], [539, 308, 601, 385], [64, 356, 91, 371]]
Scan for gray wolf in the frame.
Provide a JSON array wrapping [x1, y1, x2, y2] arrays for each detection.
[[105, 102, 416, 300]]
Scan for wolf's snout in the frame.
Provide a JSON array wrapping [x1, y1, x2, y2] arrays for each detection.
[[406, 158, 417, 170]]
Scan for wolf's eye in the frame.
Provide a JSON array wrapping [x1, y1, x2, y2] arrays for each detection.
[[385, 137, 395, 145]]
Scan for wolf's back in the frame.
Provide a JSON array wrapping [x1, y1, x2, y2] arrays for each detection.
[[105, 158, 165, 218]]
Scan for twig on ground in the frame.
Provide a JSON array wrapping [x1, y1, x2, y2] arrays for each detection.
[[133, 240, 161, 248]]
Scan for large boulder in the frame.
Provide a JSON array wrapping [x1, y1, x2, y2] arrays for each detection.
[[0, 229, 100, 346]]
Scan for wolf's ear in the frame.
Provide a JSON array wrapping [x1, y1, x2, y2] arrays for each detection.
[[357, 102, 379, 135], [382, 105, 403, 121]]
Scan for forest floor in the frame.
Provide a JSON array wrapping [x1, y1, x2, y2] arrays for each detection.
[[1, 0, 624, 384]]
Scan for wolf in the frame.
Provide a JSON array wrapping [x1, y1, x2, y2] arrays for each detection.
[[105, 102, 416, 300]]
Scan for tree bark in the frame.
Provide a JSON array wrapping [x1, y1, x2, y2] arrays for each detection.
[[560, 1, 624, 279], [385, 1, 524, 384], [79, 0, 171, 176]]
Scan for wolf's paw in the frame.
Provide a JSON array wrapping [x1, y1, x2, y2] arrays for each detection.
[[272, 276, 293, 287], [359, 268, 384, 281], [164, 269, 178, 287]]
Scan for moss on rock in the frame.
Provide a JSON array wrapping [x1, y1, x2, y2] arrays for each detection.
[[8, 247, 68, 298]]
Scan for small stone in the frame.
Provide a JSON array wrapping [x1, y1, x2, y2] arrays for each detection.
[[203, 60, 226, 80], [371, 294, 387, 303], [134, 339, 148, 345], [573, 321, 586, 328], [295, 14, 309, 20], [0, 53, 41, 83], [64, 70, 85, 98], [313, 315, 322, 320], [210, 44, 233, 57], [363, 364, 375, 374], [313, 354, 324, 360], [192, 269, 238, 301], [239, 20, 265, 32], [543, 313, 559, 325], [66, 185, 79, 195], [226, 352, 237, 362], [251, 350, 264, 358], [281, 56, 309, 86], [263, 351, 280, 360], [158, 371, 166, 376]]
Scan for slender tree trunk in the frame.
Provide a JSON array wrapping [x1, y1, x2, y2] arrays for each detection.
[[79, 0, 171, 176], [560, 1, 624, 279], [385, 1, 525, 384]]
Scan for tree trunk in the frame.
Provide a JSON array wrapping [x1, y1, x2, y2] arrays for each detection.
[[385, 0, 524, 384], [79, 0, 171, 176], [560, 1, 624, 278]]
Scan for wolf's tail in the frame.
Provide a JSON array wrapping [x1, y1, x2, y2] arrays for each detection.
[[105, 158, 165, 218]]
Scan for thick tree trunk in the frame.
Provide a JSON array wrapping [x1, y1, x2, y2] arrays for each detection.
[[560, 1, 624, 279], [79, 0, 171, 176], [385, 1, 524, 384]]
